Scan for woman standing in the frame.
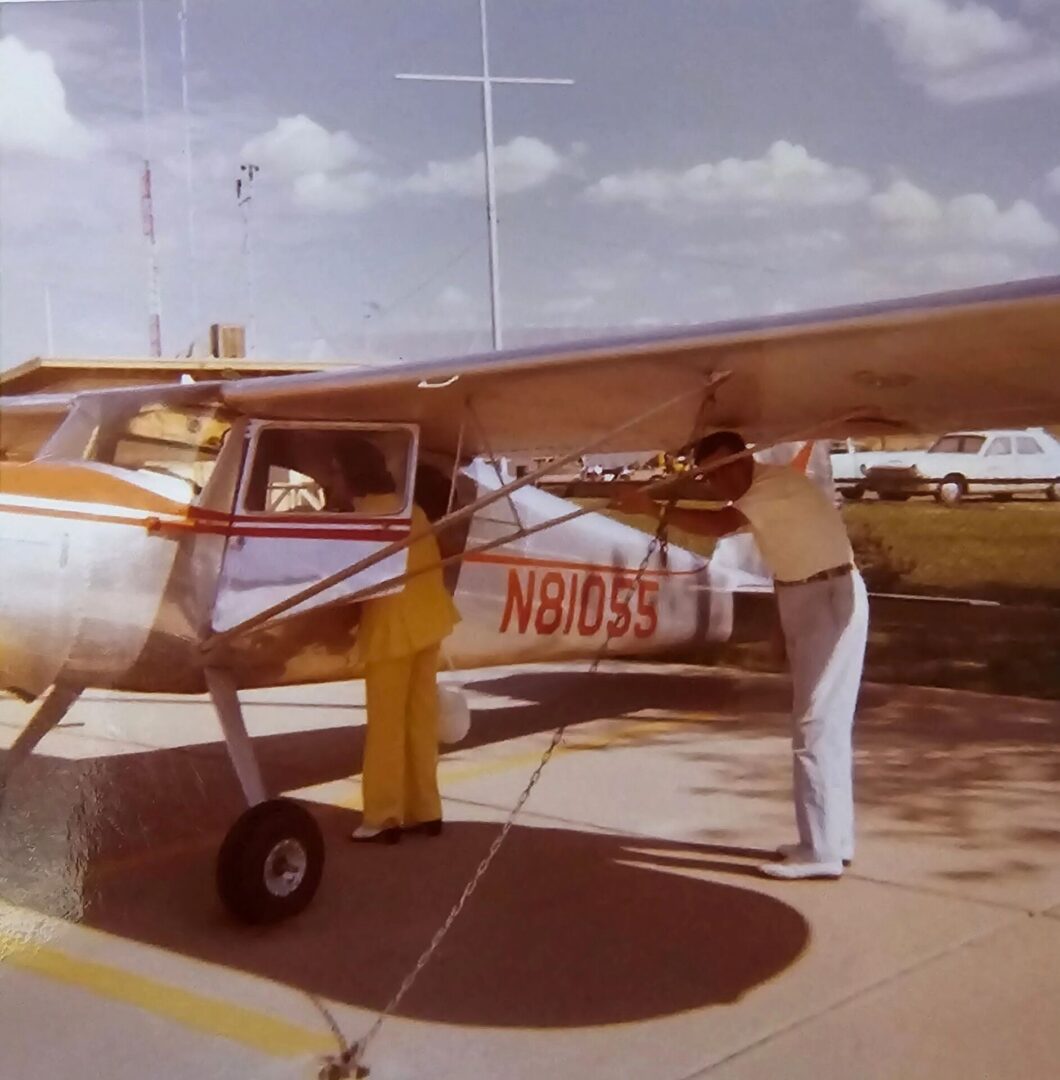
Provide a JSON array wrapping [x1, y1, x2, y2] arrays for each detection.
[[347, 445, 460, 843]]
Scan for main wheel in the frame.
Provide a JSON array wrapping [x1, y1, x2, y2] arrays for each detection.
[[935, 475, 966, 507], [878, 492, 911, 502], [1046, 483, 1058, 502], [217, 798, 324, 924], [841, 487, 864, 502]]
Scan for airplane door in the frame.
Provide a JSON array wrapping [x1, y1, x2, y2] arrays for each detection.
[[211, 422, 417, 633]]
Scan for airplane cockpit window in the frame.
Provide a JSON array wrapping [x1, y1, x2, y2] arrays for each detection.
[[89, 403, 231, 493], [241, 426, 412, 515]]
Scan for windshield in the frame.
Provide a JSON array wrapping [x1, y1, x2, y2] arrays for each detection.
[[929, 435, 985, 454], [89, 403, 231, 493]]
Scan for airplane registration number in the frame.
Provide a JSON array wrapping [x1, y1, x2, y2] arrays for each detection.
[[500, 569, 658, 638]]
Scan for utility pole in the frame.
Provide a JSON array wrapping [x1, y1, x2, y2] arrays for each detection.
[[236, 163, 260, 355], [396, 0, 572, 350], [138, 1, 163, 356]]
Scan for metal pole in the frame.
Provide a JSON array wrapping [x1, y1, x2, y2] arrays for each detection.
[[478, 0, 502, 350], [238, 164, 259, 355], [138, 0, 162, 356], [396, 9, 572, 354], [179, 0, 200, 329], [44, 287, 54, 355]]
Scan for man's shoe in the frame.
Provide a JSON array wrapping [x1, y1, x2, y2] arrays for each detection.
[[404, 819, 443, 837], [776, 842, 852, 867], [349, 824, 401, 845], [759, 853, 843, 880]]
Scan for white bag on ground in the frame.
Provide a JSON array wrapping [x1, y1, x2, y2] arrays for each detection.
[[437, 686, 471, 744]]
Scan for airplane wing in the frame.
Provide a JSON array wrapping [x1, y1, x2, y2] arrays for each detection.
[[220, 276, 1060, 455]]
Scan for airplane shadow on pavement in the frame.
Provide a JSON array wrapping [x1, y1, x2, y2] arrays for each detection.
[[3, 663, 1058, 1025], [0, 667, 811, 1027], [77, 817, 810, 1027]]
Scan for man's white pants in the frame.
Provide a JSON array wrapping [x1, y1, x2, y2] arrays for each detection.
[[776, 570, 868, 862]]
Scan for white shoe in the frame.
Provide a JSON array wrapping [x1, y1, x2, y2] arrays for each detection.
[[759, 852, 843, 880], [776, 842, 853, 866]]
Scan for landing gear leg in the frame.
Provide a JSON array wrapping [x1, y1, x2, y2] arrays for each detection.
[[205, 667, 267, 807], [0, 682, 82, 810], [205, 668, 325, 924]]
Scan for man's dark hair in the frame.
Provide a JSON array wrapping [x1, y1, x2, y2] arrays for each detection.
[[692, 430, 746, 463]]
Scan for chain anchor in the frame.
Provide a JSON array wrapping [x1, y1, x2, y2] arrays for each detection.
[[318, 1042, 369, 1080]]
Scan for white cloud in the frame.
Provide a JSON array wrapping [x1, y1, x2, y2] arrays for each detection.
[[1047, 165, 1060, 194], [291, 169, 382, 213], [586, 141, 871, 216], [860, 1, 1060, 102], [860, 0, 1031, 72], [405, 136, 566, 196], [869, 178, 943, 233], [240, 114, 367, 179], [870, 179, 1058, 247], [0, 35, 94, 158], [924, 48, 1060, 102]]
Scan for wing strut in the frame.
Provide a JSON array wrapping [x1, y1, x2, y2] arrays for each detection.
[[201, 376, 729, 655]]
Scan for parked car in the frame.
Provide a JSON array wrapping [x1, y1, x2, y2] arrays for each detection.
[[832, 430, 1060, 506], [829, 440, 892, 501]]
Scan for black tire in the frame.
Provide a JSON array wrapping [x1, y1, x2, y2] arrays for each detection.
[[217, 798, 324, 924], [841, 487, 864, 502], [1046, 483, 1058, 502], [936, 475, 966, 507], [879, 492, 911, 502]]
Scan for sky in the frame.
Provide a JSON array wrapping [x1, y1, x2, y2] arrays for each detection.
[[1, 0, 1058, 368]]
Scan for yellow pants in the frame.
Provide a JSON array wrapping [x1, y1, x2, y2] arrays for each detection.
[[361, 645, 442, 828]]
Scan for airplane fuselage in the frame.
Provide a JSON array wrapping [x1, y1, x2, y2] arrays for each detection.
[[0, 451, 731, 700]]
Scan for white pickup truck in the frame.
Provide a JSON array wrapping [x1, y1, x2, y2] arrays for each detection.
[[831, 429, 1060, 505]]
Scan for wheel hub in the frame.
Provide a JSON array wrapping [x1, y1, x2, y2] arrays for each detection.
[[263, 838, 308, 897]]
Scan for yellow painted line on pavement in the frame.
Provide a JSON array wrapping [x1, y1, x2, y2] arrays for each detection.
[[0, 929, 332, 1059]]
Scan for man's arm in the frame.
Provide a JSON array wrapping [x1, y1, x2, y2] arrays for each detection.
[[610, 490, 748, 538]]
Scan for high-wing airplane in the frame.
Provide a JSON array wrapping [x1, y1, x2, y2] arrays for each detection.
[[1, 275, 1058, 924]]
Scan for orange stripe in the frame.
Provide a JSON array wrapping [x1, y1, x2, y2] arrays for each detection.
[[0, 461, 191, 516], [0, 500, 411, 543], [464, 550, 703, 577], [791, 441, 814, 474]]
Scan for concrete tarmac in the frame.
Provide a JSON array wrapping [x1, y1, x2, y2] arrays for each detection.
[[1, 661, 1058, 1080]]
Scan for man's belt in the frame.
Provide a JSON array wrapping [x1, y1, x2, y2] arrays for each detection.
[[774, 562, 854, 588]]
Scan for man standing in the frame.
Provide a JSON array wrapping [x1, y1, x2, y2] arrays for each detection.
[[616, 430, 868, 879]]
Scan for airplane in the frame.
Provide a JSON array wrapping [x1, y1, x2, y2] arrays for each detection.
[[1, 274, 1058, 925]]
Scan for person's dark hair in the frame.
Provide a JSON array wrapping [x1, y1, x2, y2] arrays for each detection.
[[343, 437, 396, 494], [692, 430, 746, 463]]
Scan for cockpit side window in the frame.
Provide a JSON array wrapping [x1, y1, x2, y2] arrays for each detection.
[[240, 426, 412, 515]]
